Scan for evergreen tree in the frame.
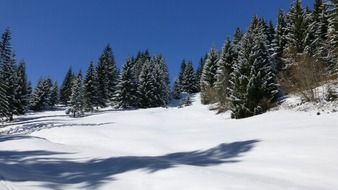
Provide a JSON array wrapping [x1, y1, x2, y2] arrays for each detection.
[[229, 16, 278, 119], [285, 0, 307, 63], [60, 67, 74, 106], [275, 10, 288, 71], [14, 61, 29, 114], [67, 72, 84, 117], [84, 62, 98, 111], [30, 78, 53, 111], [114, 58, 138, 109], [49, 81, 59, 107], [99, 44, 119, 100], [200, 48, 219, 104], [0, 29, 17, 121], [153, 55, 170, 105], [215, 39, 234, 107], [195, 54, 207, 92], [181, 61, 198, 93], [138, 59, 166, 108], [0, 79, 8, 121]]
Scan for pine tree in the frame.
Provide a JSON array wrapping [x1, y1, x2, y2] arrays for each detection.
[[138, 59, 165, 108], [229, 16, 278, 119], [324, 0, 338, 72], [275, 10, 288, 71], [215, 39, 234, 107], [153, 55, 170, 105], [14, 61, 29, 114], [67, 72, 84, 117], [84, 62, 98, 111], [100, 44, 119, 100], [285, 0, 307, 63], [181, 61, 198, 93], [114, 58, 138, 109], [0, 28, 17, 121], [195, 55, 207, 92], [30, 78, 53, 111], [49, 81, 59, 107], [0, 79, 8, 121], [200, 48, 219, 104], [60, 67, 74, 106]]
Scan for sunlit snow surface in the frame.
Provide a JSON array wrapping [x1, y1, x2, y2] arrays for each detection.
[[0, 94, 338, 190]]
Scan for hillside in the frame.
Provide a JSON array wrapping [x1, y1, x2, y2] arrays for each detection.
[[0, 94, 338, 190]]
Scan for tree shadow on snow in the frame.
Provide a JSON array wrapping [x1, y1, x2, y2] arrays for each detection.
[[0, 139, 260, 189]]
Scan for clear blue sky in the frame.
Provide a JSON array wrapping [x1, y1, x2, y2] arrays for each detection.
[[0, 0, 313, 86]]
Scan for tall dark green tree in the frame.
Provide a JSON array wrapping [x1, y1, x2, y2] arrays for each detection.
[[67, 72, 85, 117], [0, 29, 17, 121], [60, 67, 74, 106], [114, 58, 138, 109], [200, 48, 219, 104], [84, 62, 98, 111], [229, 17, 278, 119], [14, 61, 29, 114], [285, 0, 307, 63], [215, 39, 235, 107]]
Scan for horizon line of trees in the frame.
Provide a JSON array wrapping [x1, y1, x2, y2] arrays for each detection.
[[2, 0, 338, 121], [198, 0, 338, 118]]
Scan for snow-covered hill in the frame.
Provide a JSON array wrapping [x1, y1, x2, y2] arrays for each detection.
[[0, 94, 338, 190]]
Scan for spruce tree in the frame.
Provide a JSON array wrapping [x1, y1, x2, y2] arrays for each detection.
[[181, 61, 198, 93], [275, 10, 288, 71], [84, 62, 98, 111], [195, 55, 207, 92], [30, 78, 53, 111], [60, 67, 74, 106], [0, 29, 17, 121], [200, 48, 219, 104], [14, 61, 29, 114], [99, 44, 119, 101], [215, 39, 234, 108], [67, 72, 85, 117], [0, 79, 8, 121], [285, 0, 307, 63], [49, 81, 59, 107], [229, 16, 278, 119], [114, 58, 138, 109]]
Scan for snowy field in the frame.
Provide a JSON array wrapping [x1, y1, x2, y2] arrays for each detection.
[[0, 94, 338, 190]]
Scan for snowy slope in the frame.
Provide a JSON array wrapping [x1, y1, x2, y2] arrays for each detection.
[[0, 94, 338, 190]]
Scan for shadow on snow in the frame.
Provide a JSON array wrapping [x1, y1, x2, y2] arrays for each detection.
[[0, 139, 260, 189]]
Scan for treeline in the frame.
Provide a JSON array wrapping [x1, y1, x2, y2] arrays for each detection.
[[197, 0, 338, 118], [0, 30, 171, 119], [1, 0, 338, 121]]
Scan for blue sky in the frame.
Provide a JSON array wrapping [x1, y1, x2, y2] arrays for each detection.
[[0, 0, 313, 85]]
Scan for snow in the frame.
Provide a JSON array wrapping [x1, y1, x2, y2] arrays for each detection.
[[0, 94, 338, 190]]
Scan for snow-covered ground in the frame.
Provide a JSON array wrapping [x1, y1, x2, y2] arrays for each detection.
[[0, 94, 338, 190]]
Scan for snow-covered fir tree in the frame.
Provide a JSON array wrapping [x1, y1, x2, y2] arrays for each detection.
[[195, 54, 207, 92], [49, 81, 59, 107], [0, 28, 17, 121], [137, 57, 169, 108], [67, 72, 85, 117], [275, 10, 288, 71], [200, 48, 219, 104], [96, 45, 119, 107], [215, 39, 235, 108], [60, 67, 74, 106], [0, 78, 8, 121], [181, 61, 198, 94], [285, 0, 307, 63], [113, 58, 138, 109], [14, 61, 30, 114], [229, 16, 278, 119], [153, 55, 170, 105], [30, 78, 53, 111], [84, 62, 98, 112]]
